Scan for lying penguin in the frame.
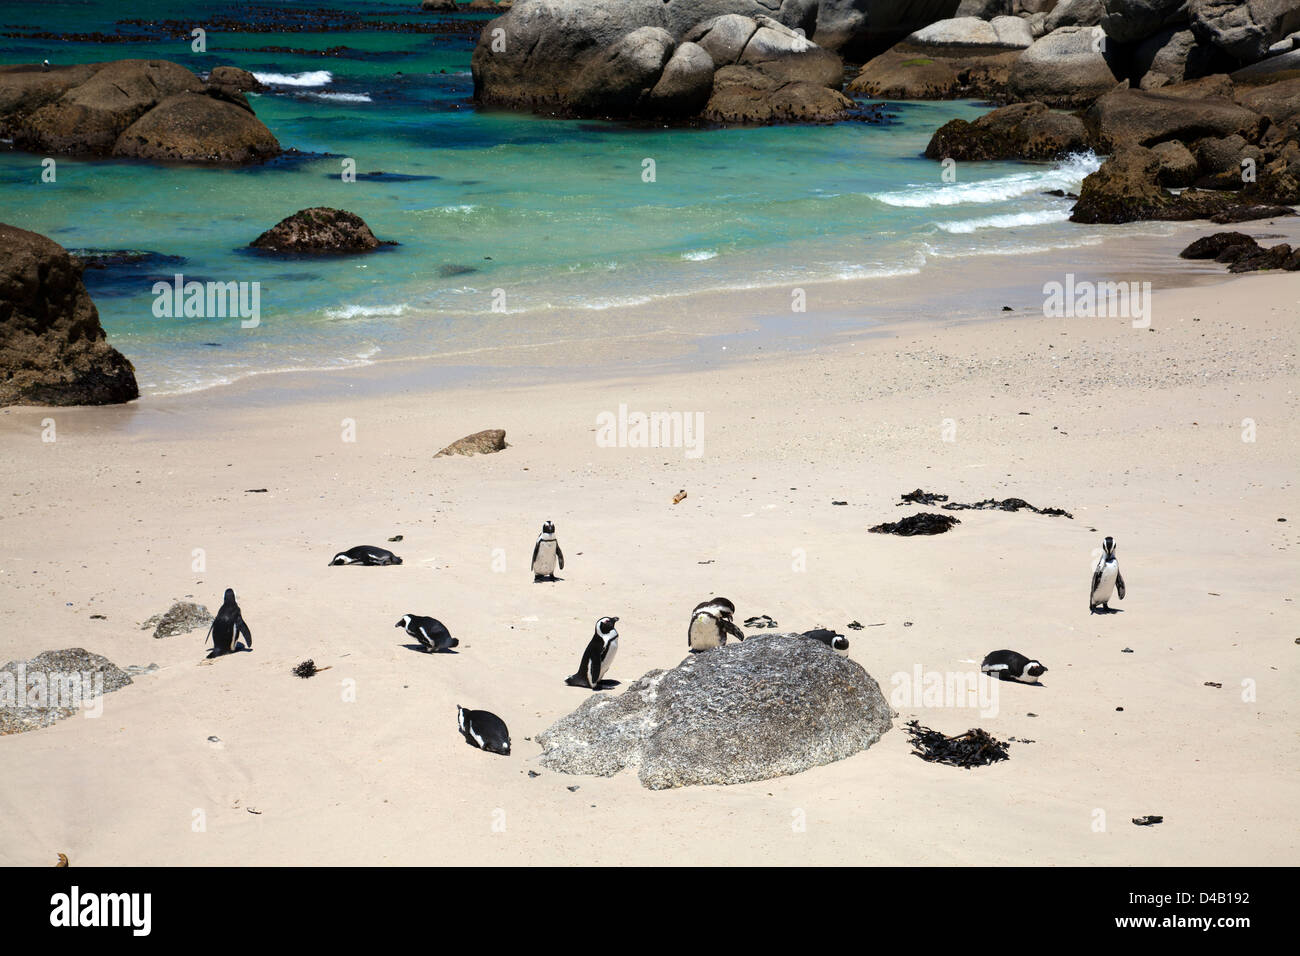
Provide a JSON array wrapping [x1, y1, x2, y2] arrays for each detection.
[[205, 588, 252, 658], [395, 614, 458, 653], [981, 649, 1047, 684], [801, 628, 850, 653], [565, 616, 619, 689], [457, 705, 510, 756], [688, 598, 745, 651], [329, 545, 402, 566]]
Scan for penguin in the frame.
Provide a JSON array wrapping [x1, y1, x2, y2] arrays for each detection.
[[329, 545, 402, 566], [802, 628, 850, 653], [565, 616, 619, 689], [395, 614, 458, 653], [42, 59, 50, 73], [531, 520, 563, 581], [688, 597, 744, 651], [1089, 536, 1125, 613], [205, 588, 252, 658], [981, 649, 1047, 684], [456, 705, 510, 756]]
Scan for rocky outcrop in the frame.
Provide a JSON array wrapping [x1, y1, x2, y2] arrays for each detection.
[[1179, 230, 1258, 257], [925, 101, 1088, 160], [905, 15, 1035, 49], [1099, 0, 1188, 44], [1045, 0, 1105, 32], [847, 46, 1020, 99], [141, 602, 212, 639], [1069, 145, 1258, 222], [0, 648, 133, 735], [1007, 25, 1125, 107], [1083, 86, 1266, 150], [0, 59, 279, 164], [1133, 28, 1234, 89], [0, 224, 139, 408], [814, 0, 962, 58], [435, 428, 508, 457], [249, 208, 387, 254], [1151, 138, 1198, 185], [471, 2, 849, 123], [1189, 0, 1300, 64], [537, 634, 893, 789], [207, 65, 263, 93]]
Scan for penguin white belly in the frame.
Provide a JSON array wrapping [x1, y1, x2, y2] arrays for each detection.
[[689, 614, 720, 650], [533, 539, 558, 575], [1093, 562, 1118, 603], [599, 639, 617, 682]]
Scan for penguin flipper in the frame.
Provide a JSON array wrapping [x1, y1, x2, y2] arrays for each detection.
[[555, 545, 564, 570], [723, 620, 746, 642], [1116, 571, 1125, 600], [1089, 568, 1102, 604], [236, 615, 252, 649], [204, 620, 214, 646], [531, 539, 541, 568]]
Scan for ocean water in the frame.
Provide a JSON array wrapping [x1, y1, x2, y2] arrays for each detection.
[[1, 0, 1157, 396]]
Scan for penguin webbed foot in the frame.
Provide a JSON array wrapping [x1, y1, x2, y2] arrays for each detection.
[[564, 674, 590, 688]]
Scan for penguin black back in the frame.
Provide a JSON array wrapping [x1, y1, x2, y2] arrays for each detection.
[[457, 705, 510, 755], [329, 545, 402, 566], [205, 587, 252, 658]]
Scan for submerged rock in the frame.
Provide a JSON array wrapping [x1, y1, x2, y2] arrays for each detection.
[[537, 634, 892, 789], [0, 648, 132, 735], [435, 428, 508, 457], [250, 208, 387, 253], [1179, 231, 1258, 258], [0, 223, 139, 407]]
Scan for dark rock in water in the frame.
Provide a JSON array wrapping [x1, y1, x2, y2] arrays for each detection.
[[141, 601, 212, 639], [1132, 814, 1163, 826], [0, 648, 132, 735], [925, 102, 1088, 162], [1210, 204, 1297, 224], [905, 720, 1009, 769], [250, 207, 388, 254], [1179, 231, 1258, 258], [870, 513, 960, 535], [1215, 241, 1261, 263], [68, 249, 187, 271], [435, 428, 507, 457], [207, 65, 263, 92], [538, 634, 892, 789], [438, 264, 479, 277], [1228, 242, 1293, 272], [0, 223, 139, 407]]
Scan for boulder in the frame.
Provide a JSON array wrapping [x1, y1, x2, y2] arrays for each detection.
[[16, 59, 202, 155], [537, 634, 893, 789], [846, 46, 1020, 99], [112, 92, 281, 164], [0, 648, 133, 735], [645, 41, 716, 115], [207, 65, 263, 92], [1232, 47, 1300, 84], [1236, 77, 1300, 142], [703, 64, 854, 122], [662, 0, 817, 40], [141, 602, 213, 639], [904, 15, 1034, 49], [1228, 241, 1293, 271], [1083, 87, 1266, 149], [925, 101, 1088, 160], [421, 0, 459, 9], [435, 428, 508, 457], [813, 0, 963, 58], [570, 26, 677, 116], [687, 13, 760, 65], [1179, 230, 1258, 257], [1189, 0, 1300, 64], [0, 224, 139, 407], [1070, 145, 1242, 221], [1099, 0, 1188, 44], [467, 0, 501, 9], [0, 63, 97, 137], [1209, 203, 1297, 223], [1151, 138, 1198, 185], [1192, 133, 1262, 178], [1007, 26, 1125, 107], [1044, 0, 1104, 31], [250, 208, 385, 253], [1133, 28, 1234, 89]]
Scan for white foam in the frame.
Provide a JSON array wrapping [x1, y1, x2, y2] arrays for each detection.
[[308, 91, 371, 103], [873, 152, 1101, 208], [253, 70, 332, 87], [681, 249, 718, 262], [324, 304, 408, 320], [936, 209, 1072, 234]]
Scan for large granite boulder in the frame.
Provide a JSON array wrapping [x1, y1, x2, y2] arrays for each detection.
[[904, 15, 1035, 49], [1007, 25, 1125, 107], [846, 42, 1021, 99], [1083, 86, 1266, 149], [435, 428, 508, 456], [1070, 145, 1244, 221], [1236, 76, 1300, 143], [537, 634, 893, 789], [207, 65, 263, 93], [0, 224, 138, 407], [1099, 0, 1188, 44], [0, 63, 97, 138], [925, 101, 1088, 160], [250, 208, 386, 254], [112, 91, 281, 164], [0, 648, 132, 735], [1189, 0, 1300, 64], [1044, 0, 1104, 31], [814, 0, 963, 58], [1151, 138, 1199, 185], [1133, 27, 1234, 89]]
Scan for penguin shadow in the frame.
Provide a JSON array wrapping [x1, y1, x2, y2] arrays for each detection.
[[563, 677, 621, 691], [1089, 606, 1124, 615], [533, 575, 564, 583], [204, 646, 253, 661], [400, 643, 458, 655]]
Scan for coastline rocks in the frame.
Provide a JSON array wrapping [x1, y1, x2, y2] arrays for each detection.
[[537, 634, 893, 789], [1151, 138, 1199, 185], [435, 428, 508, 457], [1189, 0, 1300, 64], [1070, 145, 1172, 221], [250, 208, 386, 254], [0, 648, 133, 736], [1007, 26, 1125, 107], [925, 101, 1088, 160], [1045, 0, 1105, 32], [1237, 77, 1300, 143], [1099, 0, 1188, 45], [814, 0, 963, 58], [421, 0, 460, 10], [1133, 28, 1233, 89], [0, 59, 280, 164], [904, 15, 1034, 50], [846, 45, 1020, 100], [207, 65, 263, 93], [1083, 87, 1265, 150], [0, 224, 139, 408], [112, 92, 281, 164], [142, 602, 213, 639], [1179, 231, 1258, 257]]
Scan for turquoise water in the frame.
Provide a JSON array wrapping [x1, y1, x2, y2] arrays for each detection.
[[2, 0, 1122, 395]]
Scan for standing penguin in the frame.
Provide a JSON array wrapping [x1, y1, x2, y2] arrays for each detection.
[[1089, 536, 1126, 613], [981, 649, 1047, 684], [456, 705, 510, 755], [395, 614, 458, 653], [565, 616, 619, 689], [531, 520, 564, 581], [688, 598, 745, 651], [205, 588, 252, 658]]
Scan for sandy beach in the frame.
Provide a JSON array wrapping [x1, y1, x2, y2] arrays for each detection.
[[1, 244, 1296, 866]]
